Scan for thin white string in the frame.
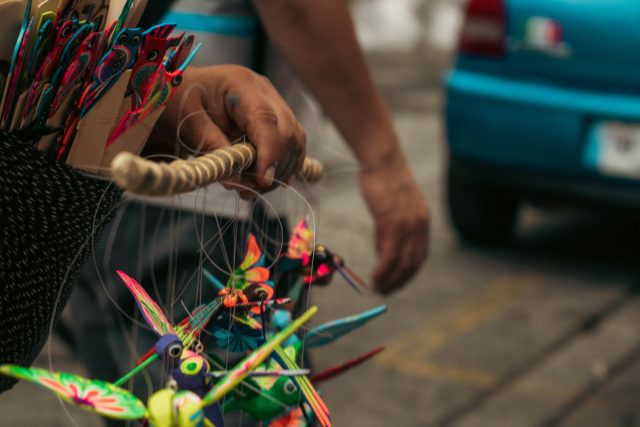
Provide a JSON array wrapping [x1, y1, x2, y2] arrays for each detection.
[[43, 98, 336, 426]]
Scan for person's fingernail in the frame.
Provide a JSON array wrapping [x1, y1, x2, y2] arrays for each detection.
[[264, 166, 275, 186]]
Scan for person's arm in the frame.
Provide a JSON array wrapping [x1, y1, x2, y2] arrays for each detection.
[[253, 0, 429, 294]]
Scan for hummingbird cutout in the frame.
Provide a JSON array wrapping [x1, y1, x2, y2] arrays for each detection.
[[127, 23, 180, 109], [1, 16, 33, 129], [50, 31, 100, 114], [173, 349, 311, 427], [113, 270, 224, 386], [21, 18, 79, 124], [0, 0, 32, 128], [27, 14, 54, 78], [0, 306, 318, 427], [271, 305, 387, 349], [278, 218, 371, 293], [31, 21, 94, 128], [222, 342, 331, 427], [79, 26, 142, 117], [216, 234, 275, 311], [267, 347, 385, 427], [105, 38, 201, 146]]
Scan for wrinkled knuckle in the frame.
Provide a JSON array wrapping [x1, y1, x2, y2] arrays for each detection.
[[252, 108, 278, 126]]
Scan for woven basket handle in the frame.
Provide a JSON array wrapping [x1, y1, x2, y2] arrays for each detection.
[[110, 143, 324, 196]]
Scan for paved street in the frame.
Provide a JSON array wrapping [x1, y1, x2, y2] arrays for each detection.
[[308, 48, 640, 427], [3, 3, 640, 426]]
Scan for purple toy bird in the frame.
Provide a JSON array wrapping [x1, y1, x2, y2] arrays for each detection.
[[79, 27, 142, 117]]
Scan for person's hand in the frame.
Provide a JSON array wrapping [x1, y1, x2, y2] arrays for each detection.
[[359, 158, 429, 294], [146, 65, 307, 198]]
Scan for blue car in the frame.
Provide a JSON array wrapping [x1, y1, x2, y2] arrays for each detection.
[[445, 0, 640, 243]]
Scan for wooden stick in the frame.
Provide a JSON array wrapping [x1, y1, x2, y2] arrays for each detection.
[[110, 143, 324, 196]]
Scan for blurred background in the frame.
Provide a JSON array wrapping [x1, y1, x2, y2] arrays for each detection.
[[4, 0, 640, 425]]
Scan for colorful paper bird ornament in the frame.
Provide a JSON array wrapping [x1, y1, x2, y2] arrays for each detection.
[[216, 234, 276, 311], [79, 26, 142, 116], [0, 306, 318, 427], [173, 349, 311, 427], [114, 270, 224, 386], [278, 218, 371, 293]]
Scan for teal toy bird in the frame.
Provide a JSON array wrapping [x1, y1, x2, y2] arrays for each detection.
[[222, 306, 386, 424], [222, 342, 330, 426], [222, 350, 306, 422], [106, 41, 200, 145], [272, 305, 387, 348]]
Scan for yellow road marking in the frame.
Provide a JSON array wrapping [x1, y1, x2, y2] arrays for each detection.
[[380, 353, 498, 388], [376, 275, 543, 386]]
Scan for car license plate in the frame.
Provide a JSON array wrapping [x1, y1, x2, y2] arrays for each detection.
[[588, 122, 640, 179]]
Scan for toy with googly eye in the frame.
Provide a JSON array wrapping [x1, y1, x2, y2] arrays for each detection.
[[221, 343, 329, 424], [127, 23, 180, 110], [79, 26, 142, 116], [116, 270, 186, 362], [112, 270, 224, 387], [278, 218, 371, 294], [174, 350, 212, 393], [222, 365, 304, 422], [173, 349, 315, 426], [106, 38, 200, 146], [0, 307, 318, 427], [172, 350, 225, 427]]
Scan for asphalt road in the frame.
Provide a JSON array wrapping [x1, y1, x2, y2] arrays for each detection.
[[3, 19, 640, 427], [308, 51, 640, 427]]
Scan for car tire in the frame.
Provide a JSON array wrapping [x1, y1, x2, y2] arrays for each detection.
[[447, 158, 520, 244]]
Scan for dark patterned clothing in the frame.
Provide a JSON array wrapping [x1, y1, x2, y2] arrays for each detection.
[[0, 130, 121, 392]]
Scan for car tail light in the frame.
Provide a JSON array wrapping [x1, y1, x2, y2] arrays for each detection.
[[459, 0, 506, 58]]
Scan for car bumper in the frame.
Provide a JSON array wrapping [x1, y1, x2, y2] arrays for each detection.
[[445, 69, 640, 176], [452, 157, 640, 209]]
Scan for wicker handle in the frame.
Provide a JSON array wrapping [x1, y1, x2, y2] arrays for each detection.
[[110, 143, 324, 196]]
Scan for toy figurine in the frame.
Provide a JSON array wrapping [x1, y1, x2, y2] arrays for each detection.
[[0, 307, 319, 427], [278, 219, 371, 293], [80, 27, 142, 116], [114, 270, 224, 386]]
